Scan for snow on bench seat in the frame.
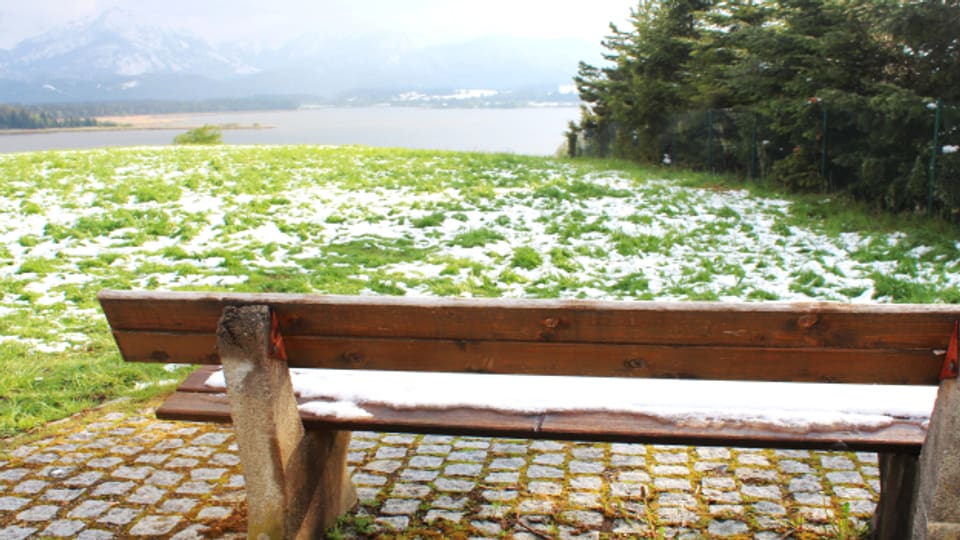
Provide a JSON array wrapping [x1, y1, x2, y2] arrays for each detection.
[[156, 366, 933, 453]]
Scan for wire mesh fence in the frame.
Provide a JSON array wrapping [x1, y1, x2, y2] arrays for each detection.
[[571, 99, 959, 216]]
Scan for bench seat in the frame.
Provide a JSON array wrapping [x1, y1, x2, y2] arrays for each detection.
[[159, 366, 927, 453]]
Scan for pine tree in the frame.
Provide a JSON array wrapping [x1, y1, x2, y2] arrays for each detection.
[[571, 0, 960, 214]]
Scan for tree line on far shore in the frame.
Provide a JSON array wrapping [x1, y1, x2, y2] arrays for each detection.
[[0, 104, 103, 129], [572, 0, 960, 216], [0, 96, 302, 130]]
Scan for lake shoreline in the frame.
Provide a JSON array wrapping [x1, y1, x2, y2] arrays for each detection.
[[0, 121, 272, 136], [0, 107, 578, 155]]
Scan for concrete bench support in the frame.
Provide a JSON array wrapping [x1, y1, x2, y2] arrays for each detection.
[[872, 452, 917, 539], [912, 377, 960, 539], [218, 305, 357, 539]]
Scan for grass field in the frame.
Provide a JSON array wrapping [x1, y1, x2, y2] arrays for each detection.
[[1, 145, 959, 437]]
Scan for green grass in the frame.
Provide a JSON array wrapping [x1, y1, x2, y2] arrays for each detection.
[[0, 331, 190, 436], [0, 145, 958, 437], [411, 212, 446, 228], [451, 227, 504, 248], [511, 246, 544, 270]]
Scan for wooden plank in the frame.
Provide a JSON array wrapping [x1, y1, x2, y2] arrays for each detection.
[[538, 410, 927, 453], [284, 337, 939, 384], [99, 290, 960, 350], [114, 331, 941, 384], [111, 331, 218, 364], [156, 390, 926, 453], [179, 365, 219, 389], [158, 391, 233, 424]]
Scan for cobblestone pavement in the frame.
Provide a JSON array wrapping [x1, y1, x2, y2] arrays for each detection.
[[0, 407, 881, 539]]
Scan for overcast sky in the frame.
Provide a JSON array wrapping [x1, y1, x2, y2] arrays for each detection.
[[0, 0, 638, 49]]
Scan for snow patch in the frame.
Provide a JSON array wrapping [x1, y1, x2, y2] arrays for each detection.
[[397, 89, 499, 102], [134, 378, 179, 390], [299, 401, 374, 419]]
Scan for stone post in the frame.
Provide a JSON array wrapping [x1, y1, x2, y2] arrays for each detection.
[[872, 452, 917, 539], [911, 376, 960, 539], [217, 305, 357, 540]]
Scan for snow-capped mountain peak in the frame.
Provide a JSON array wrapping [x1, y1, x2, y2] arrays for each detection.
[[0, 8, 256, 81], [0, 10, 596, 103]]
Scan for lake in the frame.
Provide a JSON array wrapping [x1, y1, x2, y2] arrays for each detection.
[[0, 107, 580, 155]]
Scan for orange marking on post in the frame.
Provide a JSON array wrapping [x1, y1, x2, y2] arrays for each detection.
[[270, 310, 288, 362], [940, 320, 959, 380]]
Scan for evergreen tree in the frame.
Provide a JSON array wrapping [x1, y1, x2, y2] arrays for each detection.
[[572, 0, 960, 215], [575, 0, 710, 161]]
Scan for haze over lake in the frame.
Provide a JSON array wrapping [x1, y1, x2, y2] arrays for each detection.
[[0, 107, 580, 155]]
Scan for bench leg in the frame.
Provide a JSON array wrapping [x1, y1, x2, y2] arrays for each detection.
[[911, 377, 960, 539], [872, 452, 917, 540], [217, 305, 357, 540]]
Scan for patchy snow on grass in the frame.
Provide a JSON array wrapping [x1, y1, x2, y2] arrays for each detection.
[[1, 145, 958, 357]]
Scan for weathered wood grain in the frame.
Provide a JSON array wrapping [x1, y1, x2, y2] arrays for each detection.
[[102, 290, 950, 537], [99, 290, 960, 349], [111, 329, 941, 384], [157, 389, 925, 453]]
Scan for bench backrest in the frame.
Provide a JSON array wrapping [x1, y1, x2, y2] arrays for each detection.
[[98, 290, 959, 385]]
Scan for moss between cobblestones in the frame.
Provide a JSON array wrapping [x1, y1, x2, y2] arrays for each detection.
[[2, 405, 878, 539], [0, 404, 248, 537], [0, 397, 159, 459]]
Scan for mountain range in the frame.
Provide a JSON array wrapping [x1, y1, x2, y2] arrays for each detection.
[[0, 9, 597, 104]]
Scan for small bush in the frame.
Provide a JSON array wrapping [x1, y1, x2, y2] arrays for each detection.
[[511, 246, 543, 270], [174, 125, 222, 145]]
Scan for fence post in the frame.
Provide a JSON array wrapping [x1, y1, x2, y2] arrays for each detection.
[[929, 99, 942, 214], [707, 109, 714, 172], [750, 112, 758, 180], [670, 113, 677, 165], [820, 102, 828, 181]]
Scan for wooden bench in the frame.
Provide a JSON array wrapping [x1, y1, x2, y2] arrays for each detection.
[[98, 290, 960, 539]]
